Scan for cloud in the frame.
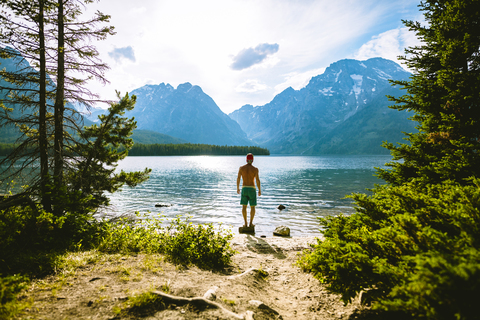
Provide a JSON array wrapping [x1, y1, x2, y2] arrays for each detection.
[[235, 79, 268, 93], [231, 43, 280, 70], [352, 27, 421, 69], [108, 46, 136, 63], [274, 67, 326, 94]]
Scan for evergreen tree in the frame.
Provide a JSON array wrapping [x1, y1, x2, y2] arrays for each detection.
[[64, 92, 151, 214], [379, 0, 480, 186], [0, 1, 56, 210], [298, 1, 480, 318]]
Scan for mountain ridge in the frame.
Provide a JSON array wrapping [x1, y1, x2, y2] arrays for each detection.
[[229, 57, 415, 154]]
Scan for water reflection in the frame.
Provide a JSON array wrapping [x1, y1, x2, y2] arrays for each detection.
[[104, 155, 390, 236]]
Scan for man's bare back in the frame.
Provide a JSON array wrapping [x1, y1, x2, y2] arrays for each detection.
[[237, 163, 261, 192]]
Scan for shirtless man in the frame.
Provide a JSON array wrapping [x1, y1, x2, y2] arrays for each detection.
[[237, 153, 261, 228]]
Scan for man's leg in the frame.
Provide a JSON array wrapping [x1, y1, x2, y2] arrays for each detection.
[[249, 206, 255, 227], [242, 205, 248, 227]]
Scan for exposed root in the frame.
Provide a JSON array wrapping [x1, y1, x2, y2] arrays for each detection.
[[151, 290, 248, 319]]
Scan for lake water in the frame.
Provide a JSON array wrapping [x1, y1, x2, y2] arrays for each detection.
[[103, 155, 391, 236]]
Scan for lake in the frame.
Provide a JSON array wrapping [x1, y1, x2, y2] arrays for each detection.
[[103, 155, 391, 236]]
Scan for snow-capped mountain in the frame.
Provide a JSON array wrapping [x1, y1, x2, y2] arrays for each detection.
[[126, 82, 251, 146], [229, 58, 415, 154]]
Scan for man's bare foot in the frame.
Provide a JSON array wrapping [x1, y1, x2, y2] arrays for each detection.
[[242, 224, 248, 228], [249, 224, 255, 228]]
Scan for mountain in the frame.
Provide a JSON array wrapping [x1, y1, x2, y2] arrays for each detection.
[[130, 130, 188, 145], [229, 58, 416, 154], [82, 108, 188, 145], [126, 83, 252, 146], [0, 48, 95, 143]]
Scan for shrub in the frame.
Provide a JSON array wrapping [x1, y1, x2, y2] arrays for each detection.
[[297, 179, 480, 319], [97, 213, 236, 270], [0, 274, 29, 319]]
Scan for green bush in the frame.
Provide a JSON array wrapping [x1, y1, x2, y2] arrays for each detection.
[[0, 274, 29, 319], [160, 216, 235, 270], [97, 213, 236, 270], [297, 179, 480, 319]]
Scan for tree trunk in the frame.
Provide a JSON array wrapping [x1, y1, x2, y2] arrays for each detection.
[[54, 0, 65, 214], [39, 0, 52, 212]]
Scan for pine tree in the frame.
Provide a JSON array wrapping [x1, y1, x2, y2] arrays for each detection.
[[0, 0, 56, 211], [379, 0, 480, 186], [298, 1, 480, 318]]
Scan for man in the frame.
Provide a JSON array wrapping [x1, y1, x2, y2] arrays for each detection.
[[237, 153, 261, 228]]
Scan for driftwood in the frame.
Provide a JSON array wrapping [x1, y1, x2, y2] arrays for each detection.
[[151, 290, 251, 319]]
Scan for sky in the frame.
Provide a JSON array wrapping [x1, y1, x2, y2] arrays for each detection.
[[84, 0, 423, 114]]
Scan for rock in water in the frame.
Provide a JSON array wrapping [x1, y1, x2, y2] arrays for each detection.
[[273, 226, 290, 237], [277, 204, 286, 210], [155, 203, 172, 207], [239, 226, 255, 234]]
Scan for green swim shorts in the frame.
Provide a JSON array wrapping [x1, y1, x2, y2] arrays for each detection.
[[240, 186, 257, 206]]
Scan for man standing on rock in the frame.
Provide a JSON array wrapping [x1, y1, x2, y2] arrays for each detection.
[[237, 153, 261, 228]]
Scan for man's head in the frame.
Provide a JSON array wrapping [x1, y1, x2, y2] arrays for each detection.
[[246, 153, 254, 164]]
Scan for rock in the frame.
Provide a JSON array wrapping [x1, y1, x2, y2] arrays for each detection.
[[155, 203, 172, 207], [277, 204, 286, 210], [203, 286, 219, 301], [248, 300, 280, 315], [239, 226, 255, 234], [273, 226, 290, 237]]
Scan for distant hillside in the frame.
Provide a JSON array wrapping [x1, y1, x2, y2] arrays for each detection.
[[229, 58, 416, 154], [0, 49, 94, 143], [126, 83, 252, 146], [131, 130, 188, 145]]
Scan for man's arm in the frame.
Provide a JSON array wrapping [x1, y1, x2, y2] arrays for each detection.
[[256, 169, 261, 196], [237, 168, 242, 194]]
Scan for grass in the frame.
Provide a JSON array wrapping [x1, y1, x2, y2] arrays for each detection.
[[0, 212, 236, 319]]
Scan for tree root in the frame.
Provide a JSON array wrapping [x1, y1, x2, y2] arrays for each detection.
[[151, 290, 252, 319]]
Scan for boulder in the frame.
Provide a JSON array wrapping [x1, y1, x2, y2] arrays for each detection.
[[239, 226, 255, 234], [273, 226, 290, 237]]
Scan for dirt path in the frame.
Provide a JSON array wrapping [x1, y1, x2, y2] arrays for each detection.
[[22, 234, 362, 319]]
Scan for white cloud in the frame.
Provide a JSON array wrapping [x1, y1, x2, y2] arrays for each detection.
[[236, 79, 268, 93], [81, 0, 422, 113], [351, 27, 421, 70]]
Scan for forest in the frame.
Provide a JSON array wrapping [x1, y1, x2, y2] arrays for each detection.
[[0, 142, 270, 156], [127, 143, 270, 156]]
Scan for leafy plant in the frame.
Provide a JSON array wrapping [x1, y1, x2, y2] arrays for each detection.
[[0, 274, 30, 319], [298, 179, 480, 319], [297, 1, 480, 318], [97, 213, 235, 271]]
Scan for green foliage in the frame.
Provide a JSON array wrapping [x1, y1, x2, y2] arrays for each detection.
[[298, 179, 480, 318], [0, 203, 104, 275], [127, 143, 270, 156], [97, 213, 235, 270], [298, 2, 480, 319], [160, 216, 235, 269], [62, 92, 151, 214], [380, 0, 480, 187], [0, 274, 30, 319]]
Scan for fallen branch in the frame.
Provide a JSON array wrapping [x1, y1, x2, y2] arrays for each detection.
[[151, 290, 249, 319]]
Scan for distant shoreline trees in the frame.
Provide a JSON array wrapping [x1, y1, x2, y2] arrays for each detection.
[[125, 143, 270, 156], [0, 142, 270, 157]]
